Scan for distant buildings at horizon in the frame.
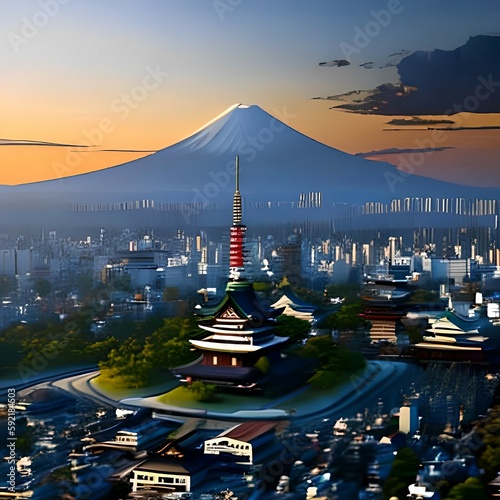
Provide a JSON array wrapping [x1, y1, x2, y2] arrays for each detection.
[[71, 195, 500, 216]]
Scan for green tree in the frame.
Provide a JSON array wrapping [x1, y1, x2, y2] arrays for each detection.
[[86, 337, 119, 360], [476, 405, 500, 481], [445, 477, 489, 500], [157, 336, 196, 369], [186, 380, 217, 402], [299, 336, 366, 389], [98, 316, 199, 388], [323, 301, 367, 331], [383, 447, 420, 500], [141, 317, 198, 368], [99, 338, 150, 388], [275, 315, 310, 342], [325, 283, 361, 303]]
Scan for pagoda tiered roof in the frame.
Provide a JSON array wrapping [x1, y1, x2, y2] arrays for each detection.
[[414, 307, 500, 363], [270, 285, 317, 321], [189, 336, 287, 353], [196, 281, 283, 324], [174, 156, 289, 388]]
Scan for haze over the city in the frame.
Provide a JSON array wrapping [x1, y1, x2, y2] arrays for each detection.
[[2, 0, 500, 187]]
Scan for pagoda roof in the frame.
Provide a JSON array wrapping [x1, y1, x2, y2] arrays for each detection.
[[430, 310, 500, 335], [415, 342, 483, 352], [199, 324, 275, 335], [196, 280, 283, 322], [190, 335, 288, 353], [272, 286, 318, 311]]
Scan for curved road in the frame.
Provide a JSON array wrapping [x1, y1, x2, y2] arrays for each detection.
[[53, 371, 125, 408], [48, 360, 422, 423], [296, 361, 422, 425], [0, 366, 97, 399]]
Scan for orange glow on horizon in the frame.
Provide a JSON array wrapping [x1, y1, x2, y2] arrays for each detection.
[[1, 101, 499, 187]]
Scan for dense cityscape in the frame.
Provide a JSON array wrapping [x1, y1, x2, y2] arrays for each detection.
[[3, 1, 500, 499], [1, 166, 500, 499]]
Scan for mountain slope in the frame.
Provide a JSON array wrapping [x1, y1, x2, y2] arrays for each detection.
[[3, 104, 493, 205]]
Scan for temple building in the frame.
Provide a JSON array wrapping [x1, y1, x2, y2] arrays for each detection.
[[413, 298, 500, 364], [270, 285, 317, 323], [174, 157, 288, 389]]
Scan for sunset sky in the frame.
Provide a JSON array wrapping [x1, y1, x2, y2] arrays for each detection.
[[2, 0, 500, 186]]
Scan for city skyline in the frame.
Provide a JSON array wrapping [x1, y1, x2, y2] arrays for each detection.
[[2, 0, 500, 186]]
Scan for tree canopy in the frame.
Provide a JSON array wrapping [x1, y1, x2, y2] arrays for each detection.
[[321, 302, 367, 331], [383, 447, 420, 500], [298, 335, 366, 389], [275, 315, 310, 342], [445, 477, 489, 500], [98, 317, 198, 388]]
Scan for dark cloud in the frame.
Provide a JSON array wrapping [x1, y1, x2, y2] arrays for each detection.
[[356, 147, 454, 157], [80, 149, 157, 153], [324, 35, 500, 115], [312, 88, 374, 104], [314, 84, 418, 111], [386, 117, 455, 126], [0, 139, 156, 154], [426, 125, 500, 131], [0, 138, 94, 147], [319, 59, 350, 67]]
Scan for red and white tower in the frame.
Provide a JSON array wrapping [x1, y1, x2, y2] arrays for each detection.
[[172, 155, 288, 390], [229, 156, 246, 281]]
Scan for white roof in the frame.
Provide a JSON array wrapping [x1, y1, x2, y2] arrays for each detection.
[[415, 343, 482, 351], [200, 324, 274, 335], [190, 336, 287, 353]]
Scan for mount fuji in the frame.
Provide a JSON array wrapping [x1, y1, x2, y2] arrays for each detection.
[[0, 104, 498, 229]]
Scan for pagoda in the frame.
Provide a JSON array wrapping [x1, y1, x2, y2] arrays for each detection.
[[174, 157, 287, 389]]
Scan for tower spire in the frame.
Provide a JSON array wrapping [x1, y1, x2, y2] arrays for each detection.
[[232, 156, 242, 225], [229, 156, 246, 281]]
